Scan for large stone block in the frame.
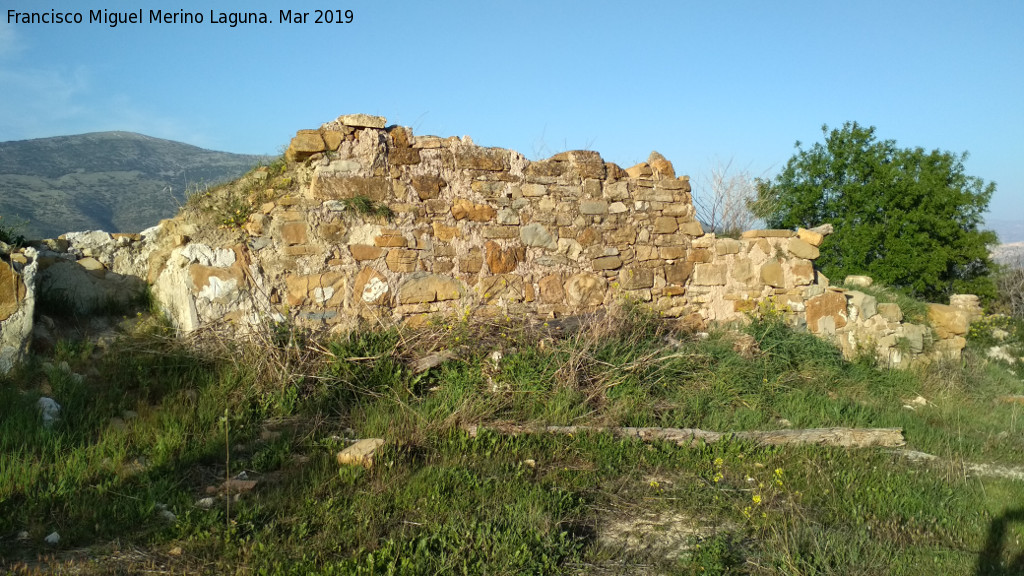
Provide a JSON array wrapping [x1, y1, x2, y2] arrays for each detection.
[[451, 199, 496, 222], [566, 273, 606, 308], [928, 303, 970, 339], [760, 259, 785, 288], [385, 249, 418, 272], [692, 263, 727, 286], [806, 290, 848, 334], [787, 238, 820, 260], [354, 267, 390, 305], [618, 267, 654, 290], [485, 241, 525, 274], [286, 130, 326, 161], [411, 175, 447, 200], [0, 260, 27, 322], [337, 113, 387, 128], [455, 148, 510, 171], [521, 223, 557, 250], [398, 273, 463, 304], [538, 274, 565, 304], [311, 175, 390, 202], [478, 275, 524, 302]]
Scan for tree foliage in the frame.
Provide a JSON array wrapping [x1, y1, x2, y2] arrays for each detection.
[[752, 122, 998, 302]]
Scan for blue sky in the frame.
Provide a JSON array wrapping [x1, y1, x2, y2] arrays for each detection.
[[2, 1, 1022, 234]]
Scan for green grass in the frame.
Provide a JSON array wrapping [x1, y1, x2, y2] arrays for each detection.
[[3, 308, 1024, 575]]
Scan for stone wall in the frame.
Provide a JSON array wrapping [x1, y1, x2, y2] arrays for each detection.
[[0, 113, 983, 372], [0, 243, 37, 373]]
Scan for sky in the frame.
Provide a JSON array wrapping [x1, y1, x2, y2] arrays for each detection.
[[2, 1, 1022, 235]]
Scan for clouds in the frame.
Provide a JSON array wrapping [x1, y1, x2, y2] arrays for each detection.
[[0, 21, 22, 58]]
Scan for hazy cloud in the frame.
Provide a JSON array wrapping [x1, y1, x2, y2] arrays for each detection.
[[0, 21, 21, 58]]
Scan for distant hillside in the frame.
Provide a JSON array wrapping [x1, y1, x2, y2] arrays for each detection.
[[0, 132, 269, 239]]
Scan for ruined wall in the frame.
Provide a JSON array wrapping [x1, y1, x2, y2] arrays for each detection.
[[0, 244, 37, 373], [0, 114, 982, 373]]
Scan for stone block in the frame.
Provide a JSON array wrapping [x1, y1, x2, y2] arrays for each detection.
[[538, 274, 565, 304], [787, 238, 820, 260], [451, 199, 496, 222], [338, 113, 387, 128], [716, 238, 741, 255], [411, 175, 447, 200], [385, 249, 418, 272], [460, 249, 483, 274], [286, 130, 326, 161], [626, 162, 653, 179], [321, 130, 344, 150], [388, 147, 421, 166], [796, 227, 825, 247], [0, 260, 27, 322], [354, 267, 390, 305], [311, 175, 390, 202], [846, 290, 878, 321], [844, 275, 873, 288], [618, 267, 654, 290], [692, 263, 727, 286], [398, 273, 463, 304], [485, 241, 525, 274], [580, 200, 609, 215], [679, 221, 704, 236], [431, 222, 460, 242], [592, 255, 623, 271], [521, 223, 557, 250], [478, 275, 524, 302], [653, 216, 678, 234], [374, 232, 407, 247], [350, 244, 383, 261], [740, 229, 795, 239], [878, 302, 903, 322], [455, 148, 509, 171], [279, 222, 308, 246], [496, 208, 520, 225], [566, 273, 606, 308], [806, 290, 848, 334], [760, 259, 785, 288], [928, 303, 969, 339], [790, 260, 814, 286], [337, 438, 386, 468]]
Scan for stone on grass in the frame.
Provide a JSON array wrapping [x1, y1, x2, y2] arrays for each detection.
[[337, 438, 386, 469]]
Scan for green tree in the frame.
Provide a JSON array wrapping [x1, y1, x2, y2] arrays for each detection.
[[752, 122, 998, 303]]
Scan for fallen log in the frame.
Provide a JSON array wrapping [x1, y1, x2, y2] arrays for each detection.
[[463, 424, 905, 448]]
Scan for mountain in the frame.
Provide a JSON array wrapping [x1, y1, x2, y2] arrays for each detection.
[[0, 131, 269, 239]]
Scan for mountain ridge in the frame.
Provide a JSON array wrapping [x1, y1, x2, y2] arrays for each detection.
[[0, 131, 270, 239]]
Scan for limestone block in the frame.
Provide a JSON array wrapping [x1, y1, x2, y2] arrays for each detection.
[[311, 175, 390, 202], [566, 273, 606, 308], [660, 246, 687, 260], [592, 255, 623, 271], [846, 290, 878, 321], [451, 199, 496, 222], [279, 222, 308, 245], [949, 294, 983, 322], [664, 262, 692, 287], [679, 221, 704, 236], [411, 175, 447, 200], [741, 229, 795, 239], [354, 267, 390, 305], [538, 274, 566, 304], [336, 438, 385, 468], [189, 264, 245, 303], [374, 232, 407, 248], [692, 263, 727, 286], [760, 259, 785, 288], [494, 208, 520, 225], [716, 238, 741, 255], [460, 249, 483, 274], [844, 275, 873, 288], [0, 260, 27, 322], [608, 226, 637, 245], [787, 238, 820, 260], [337, 114, 387, 128], [796, 227, 825, 247], [385, 249, 418, 272], [321, 130, 344, 150], [455, 148, 510, 171], [653, 217, 678, 234], [557, 238, 583, 260], [388, 147, 421, 166], [647, 151, 675, 179], [350, 245, 383, 261], [485, 241, 525, 274], [806, 291, 848, 334], [928, 303, 969, 339], [688, 248, 713, 263], [398, 273, 463, 304], [482, 227, 518, 239], [521, 223, 557, 250], [608, 202, 628, 214], [729, 258, 756, 286], [580, 200, 609, 215], [626, 162, 653, 179], [286, 130, 326, 161], [285, 273, 345, 307], [901, 324, 927, 354], [618, 267, 655, 290], [790, 260, 815, 286], [478, 275, 524, 302], [878, 302, 903, 322], [431, 222, 460, 242]]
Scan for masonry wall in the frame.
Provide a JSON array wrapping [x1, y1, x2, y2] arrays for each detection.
[[0, 113, 982, 373]]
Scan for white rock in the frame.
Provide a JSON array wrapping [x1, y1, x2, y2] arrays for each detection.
[[37, 397, 61, 428], [196, 497, 216, 509], [45, 531, 60, 544]]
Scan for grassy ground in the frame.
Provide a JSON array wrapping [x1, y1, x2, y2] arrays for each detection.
[[3, 305, 1024, 575]]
